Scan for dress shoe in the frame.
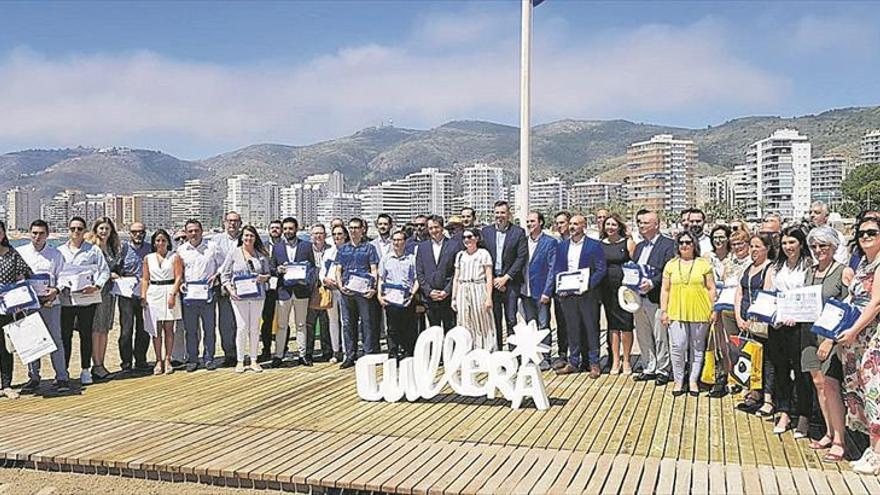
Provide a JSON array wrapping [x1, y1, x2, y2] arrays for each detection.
[[186, 363, 198, 373], [589, 365, 601, 379], [205, 360, 217, 371], [340, 359, 356, 369], [300, 356, 314, 367], [552, 359, 568, 370], [271, 357, 283, 368], [655, 374, 670, 386], [689, 391, 700, 397], [672, 389, 687, 397], [21, 378, 40, 394], [633, 373, 656, 382], [555, 363, 578, 375]]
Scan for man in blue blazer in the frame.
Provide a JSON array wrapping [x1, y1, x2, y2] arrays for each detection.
[[270, 217, 317, 368], [415, 214, 462, 332], [520, 211, 557, 370], [482, 200, 528, 350], [554, 214, 607, 378], [631, 209, 677, 385]]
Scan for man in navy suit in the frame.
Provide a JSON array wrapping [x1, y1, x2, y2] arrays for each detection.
[[631, 209, 677, 385], [520, 211, 557, 370], [270, 217, 317, 368], [554, 215, 607, 378], [482, 200, 528, 350], [415, 214, 461, 332]]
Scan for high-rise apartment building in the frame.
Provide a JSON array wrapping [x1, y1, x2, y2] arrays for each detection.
[[520, 177, 569, 215], [316, 193, 362, 226], [122, 194, 172, 230], [41, 190, 84, 231], [568, 179, 623, 211], [624, 135, 696, 216], [360, 180, 412, 224], [461, 163, 506, 221], [6, 186, 41, 231], [304, 171, 344, 196], [735, 129, 812, 220], [404, 168, 454, 219], [225, 175, 278, 227], [184, 179, 213, 228], [811, 156, 850, 205], [862, 130, 880, 166], [695, 173, 737, 211]]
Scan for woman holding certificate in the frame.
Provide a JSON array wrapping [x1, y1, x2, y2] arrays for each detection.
[[599, 214, 636, 375], [837, 216, 880, 475], [87, 217, 124, 381], [451, 228, 495, 351], [141, 230, 183, 375], [800, 226, 852, 462], [764, 226, 812, 436], [0, 220, 33, 399], [220, 226, 271, 374], [659, 231, 716, 397]]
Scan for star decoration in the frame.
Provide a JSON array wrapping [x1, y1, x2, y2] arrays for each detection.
[[507, 320, 551, 366]]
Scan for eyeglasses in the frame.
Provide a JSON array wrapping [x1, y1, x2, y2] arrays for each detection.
[[858, 229, 880, 239], [712, 236, 728, 241], [731, 241, 747, 247], [809, 244, 831, 251], [130, 230, 145, 235], [69, 226, 84, 232], [174, 237, 186, 243], [758, 231, 781, 237], [678, 240, 694, 246], [332, 233, 345, 237], [462, 234, 475, 240]]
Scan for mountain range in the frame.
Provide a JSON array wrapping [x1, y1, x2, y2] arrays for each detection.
[[3, 105, 879, 200]]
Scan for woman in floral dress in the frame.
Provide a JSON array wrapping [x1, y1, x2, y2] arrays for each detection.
[[838, 216, 880, 474]]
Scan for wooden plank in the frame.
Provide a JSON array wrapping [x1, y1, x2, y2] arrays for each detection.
[[599, 455, 629, 495], [508, 449, 553, 495], [725, 463, 744, 495], [841, 471, 870, 495], [618, 455, 644, 495], [673, 459, 692, 494], [365, 439, 441, 493], [691, 461, 709, 495], [708, 462, 725, 495], [773, 468, 797, 495], [757, 465, 780, 495], [333, 436, 411, 490], [564, 452, 603, 495], [789, 468, 816, 495], [545, 450, 586, 495], [655, 458, 676, 495], [636, 457, 660, 495], [740, 465, 762, 495], [475, 446, 528, 495], [528, 449, 573, 495], [444, 445, 505, 495]]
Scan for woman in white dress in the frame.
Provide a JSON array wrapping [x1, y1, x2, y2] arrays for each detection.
[[451, 228, 495, 350], [141, 229, 183, 375]]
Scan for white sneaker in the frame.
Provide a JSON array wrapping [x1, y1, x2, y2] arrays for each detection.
[[250, 362, 263, 373], [850, 447, 873, 468], [329, 356, 338, 364], [852, 449, 880, 475], [235, 362, 245, 373], [80, 369, 93, 385]]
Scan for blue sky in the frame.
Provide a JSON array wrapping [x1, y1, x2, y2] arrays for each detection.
[[0, 1, 877, 159]]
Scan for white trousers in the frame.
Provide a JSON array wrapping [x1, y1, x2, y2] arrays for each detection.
[[633, 298, 670, 376], [328, 291, 342, 353], [231, 299, 262, 362], [275, 296, 309, 358], [668, 321, 710, 386]]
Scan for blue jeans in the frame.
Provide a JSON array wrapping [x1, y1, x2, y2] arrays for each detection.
[[183, 299, 216, 364], [28, 305, 69, 382], [341, 294, 376, 360]]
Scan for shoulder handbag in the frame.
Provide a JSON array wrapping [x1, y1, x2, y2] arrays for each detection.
[[309, 285, 333, 310], [747, 264, 770, 339]]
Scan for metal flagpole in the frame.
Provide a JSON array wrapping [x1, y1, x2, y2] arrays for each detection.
[[518, 0, 532, 226]]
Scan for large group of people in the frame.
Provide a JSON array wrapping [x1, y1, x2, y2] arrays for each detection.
[[0, 198, 879, 476]]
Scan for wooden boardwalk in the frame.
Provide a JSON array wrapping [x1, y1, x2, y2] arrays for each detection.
[[0, 362, 877, 494]]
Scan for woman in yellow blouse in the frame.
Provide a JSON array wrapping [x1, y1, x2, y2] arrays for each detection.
[[660, 231, 717, 397]]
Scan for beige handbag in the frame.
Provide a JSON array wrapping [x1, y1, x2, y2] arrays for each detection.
[[309, 286, 333, 310]]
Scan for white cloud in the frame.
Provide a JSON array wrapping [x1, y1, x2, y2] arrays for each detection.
[[0, 14, 788, 158]]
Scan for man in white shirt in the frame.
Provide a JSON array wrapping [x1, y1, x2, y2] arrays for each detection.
[[57, 216, 110, 386], [178, 219, 223, 372], [688, 209, 713, 254], [18, 219, 70, 393], [212, 211, 241, 366], [587, 208, 609, 240]]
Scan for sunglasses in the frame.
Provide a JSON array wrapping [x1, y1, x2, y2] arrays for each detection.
[[174, 237, 187, 242], [415, 223, 427, 228], [130, 230, 145, 235], [712, 236, 728, 241], [858, 229, 880, 239], [462, 234, 475, 240], [69, 226, 85, 232], [678, 240, 694, 246]]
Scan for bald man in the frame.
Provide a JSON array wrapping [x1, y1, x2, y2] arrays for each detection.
[[117, 222, 153, 372]]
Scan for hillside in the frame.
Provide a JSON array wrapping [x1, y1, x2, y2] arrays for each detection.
[[2, 105, 878, 199]]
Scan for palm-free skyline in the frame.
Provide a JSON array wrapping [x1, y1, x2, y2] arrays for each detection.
[[0, 0, 877, 159]]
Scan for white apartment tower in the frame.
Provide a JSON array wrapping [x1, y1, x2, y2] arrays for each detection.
[[304, 171, 344, 196], [225, 174, 277, 227], [625, 135, 695, 216], [811, 157, 850, 205], [695, 173, 737, 210], [184, 179, 213, 228], [461, 163, 506, 222], [360, 180, 413, 224], [526, 177, 569, 215], [6, 186, 41, 231], [862, 130, 880, 166], [316, 193, 362, 226], [735, 129, 812, 221], [405, 168, 454, 219]]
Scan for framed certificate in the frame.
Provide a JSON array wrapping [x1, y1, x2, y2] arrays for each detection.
[[345, 272, 374, 295], [283, 262, 310, 286], [776, 285, 823, 322], [714, 285, 736, 311], [811, 299, 860, 340], [621, 263, 642, 288], [111, 277, 139, 299], [556, 269, 588, 296], [69, 289, 103, 307], [183, 280, 211, 303], [233, 274, 261, 298], [382, 283, 409, 307], [58, 268, 93, 292], [27, 273, 52, 297], [0, 281, 40, 315]]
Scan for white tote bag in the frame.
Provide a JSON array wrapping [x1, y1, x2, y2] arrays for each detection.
[[3, 312, 57, 366]]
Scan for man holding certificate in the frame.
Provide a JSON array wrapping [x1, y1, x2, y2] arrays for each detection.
[[271, 217, 316, 368], [178, 220, 223, 372], [115, 222, 152, 373], [377, 230, 419, 359], [58, 216, 110, 386], [335, 217, 380, 369], [17, 219, 71, 393], [553, 215, 607, 378]]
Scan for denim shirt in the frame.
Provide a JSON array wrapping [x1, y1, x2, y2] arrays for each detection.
[[120, 241, 153, 278], [336, 241, 380, 285]]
